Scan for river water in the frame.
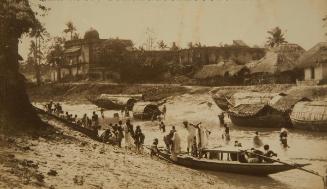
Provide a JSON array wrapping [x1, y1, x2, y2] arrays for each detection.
[[35, 93, 327, 189]]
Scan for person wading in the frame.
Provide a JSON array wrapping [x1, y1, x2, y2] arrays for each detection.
[[253, 131, 263, 148]]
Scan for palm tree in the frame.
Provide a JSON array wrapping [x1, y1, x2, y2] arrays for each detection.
[[157, 40, 167, 50], [266, 27, 287, 48], [63, 21, 77, 40]]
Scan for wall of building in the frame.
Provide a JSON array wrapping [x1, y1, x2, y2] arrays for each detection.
[[304, 68, 312, 80], [314, 64, 323, 80], [179, 47, 265, 65]]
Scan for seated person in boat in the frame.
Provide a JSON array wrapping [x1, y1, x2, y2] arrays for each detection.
[[150, 138, 159, 157], [234, 140, 242, 147], [263, 144, 277, 163], [247, 148, 264, 163]]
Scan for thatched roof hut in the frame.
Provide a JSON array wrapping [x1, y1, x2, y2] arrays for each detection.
[[194, 61, 248, 79], [133, 102, 161, 120], [297, 42, 327, 68], [247, 43, 305, 74]]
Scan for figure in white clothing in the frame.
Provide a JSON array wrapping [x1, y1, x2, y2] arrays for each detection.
[[183, 121, 200, 154]]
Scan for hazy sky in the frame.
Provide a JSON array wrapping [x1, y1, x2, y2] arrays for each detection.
[[19, 0, 327, 60]]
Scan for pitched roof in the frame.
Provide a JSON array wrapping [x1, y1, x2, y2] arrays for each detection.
[[194, 61, 247, 79], [233, 40, 248, 47], [247, 43, 305, 74], [297, 42, 327, 68]]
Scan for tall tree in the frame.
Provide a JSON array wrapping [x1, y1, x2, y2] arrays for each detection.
[[28, 40, 43, 85], [0, 0, 48, 132], [323, 15, 327, 37], [157, 40, 167, 50], [63, 21, 77, 40], [266, 27, 287, 48]]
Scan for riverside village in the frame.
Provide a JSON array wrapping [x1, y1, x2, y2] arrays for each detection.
[[1, 1, 327, 189]]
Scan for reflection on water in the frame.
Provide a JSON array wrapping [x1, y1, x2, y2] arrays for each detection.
[[34, 93, 327, 189]]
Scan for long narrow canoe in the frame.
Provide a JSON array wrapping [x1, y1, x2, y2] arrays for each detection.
[[35, 107, 99, 140], [156, 149, 310, 176]]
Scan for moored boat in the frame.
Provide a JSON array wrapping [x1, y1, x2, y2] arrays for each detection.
[[156, 147, 310, 176], [228, 104, 288, 127], [290, 101, 327, 132], [88, 94, 142, 110], [133, 102, 161, 120]]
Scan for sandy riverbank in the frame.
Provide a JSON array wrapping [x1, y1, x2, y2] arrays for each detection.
[[0, 114, 223, 189]]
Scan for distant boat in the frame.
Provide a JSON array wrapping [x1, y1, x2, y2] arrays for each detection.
[[132, 102, 161, 120], [87, 94, 143, 110], [227, 104, 289, 127], [290, 101, 327, 132], [155, 147, 310, 176]]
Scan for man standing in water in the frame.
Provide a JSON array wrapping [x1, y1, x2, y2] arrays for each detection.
[[253, 131, 263, 148]]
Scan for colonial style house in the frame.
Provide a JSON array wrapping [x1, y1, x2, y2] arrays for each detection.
[[297, 42, 327, 85], [50, 28, 133, 81]]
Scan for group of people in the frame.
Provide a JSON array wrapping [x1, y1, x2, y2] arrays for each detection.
[[45, 101, 147, 152], [45, 101, 63, 115]]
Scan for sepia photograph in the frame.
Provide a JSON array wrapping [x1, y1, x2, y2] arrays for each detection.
[[1, 0, 327, 188]]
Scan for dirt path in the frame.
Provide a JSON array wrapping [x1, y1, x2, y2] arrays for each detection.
[[0, 114, 222, 189]]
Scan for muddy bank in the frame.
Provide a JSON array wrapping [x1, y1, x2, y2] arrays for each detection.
[[0, 114, 222, 189], [27, 83, 190, 103]]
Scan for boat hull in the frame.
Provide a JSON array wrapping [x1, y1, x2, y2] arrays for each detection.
[[158, 151, 307, 176], [290, 117, 327, 132], [229, 114, 288, 128]]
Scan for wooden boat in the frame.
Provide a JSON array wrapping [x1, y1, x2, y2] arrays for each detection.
[[35, 107, 100, 141], [211, 94, 231, 111], [87, 94, 142, 110], [228, 104, 289, 127], [133, 102, 161, 120], [290, 101, 327, 132], [155, 147, 310, 176]]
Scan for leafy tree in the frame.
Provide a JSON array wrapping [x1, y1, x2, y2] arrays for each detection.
[[157, 40, 167, 50], [266, 27, 287, 48], [63, 21, 77, 40], [72, 32, 80, 40], [0, 0, 48, 132], [46, 37, 65, 66], [194, 42, 202, 48]]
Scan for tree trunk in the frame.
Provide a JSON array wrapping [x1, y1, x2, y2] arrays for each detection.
[[0, 22, 42, 133]]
